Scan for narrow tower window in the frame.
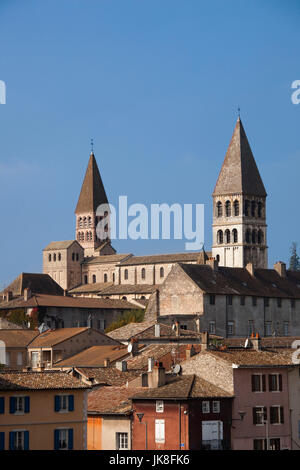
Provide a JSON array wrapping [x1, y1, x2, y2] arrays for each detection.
[[217, 230, 223, 244], [244, 200, 250, 216], [233, 200, 239, 216], [232, 229, 238, 243], [216, 201, 223, 217], [225, 200, 231, 217], [251, 201, 256, 217], [225, 229, 230, 244], [141, 268, 146, 280]]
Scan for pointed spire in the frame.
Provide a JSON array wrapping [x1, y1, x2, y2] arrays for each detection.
[[75, 152, 108, 214], [213, 118, 266, 197]]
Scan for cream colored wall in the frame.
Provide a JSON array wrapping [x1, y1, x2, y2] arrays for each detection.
[[0, 389, 87, 450], [101, 416, 131, 450]]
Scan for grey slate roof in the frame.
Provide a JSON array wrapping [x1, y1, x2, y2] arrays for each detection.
[[75, 152, 108, 213], [213, 117, 267, 197]]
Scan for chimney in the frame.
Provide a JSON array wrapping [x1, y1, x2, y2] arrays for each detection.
[[148, 357, 155, 372], [148, 361, 166, 388], [5, 291, 13, 302], [103, 358, 110, 367], [130, 338, 139, 356], [24, 288, 31, 301], [154, 323, 160, 338], [206, 257, 218, 270], [63, 289, 67, 297], [116, 360, 127, 372], [246, 263, 254, 276], [251, 332, 261, 351], [186, 344, 195, 360], [274, 261, 287, 278], [201, 331, 209, 351]]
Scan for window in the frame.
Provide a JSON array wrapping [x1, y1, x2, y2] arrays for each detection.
[[209, 321, 216, 334], [156, 400, 164, 413], [227, 295, 233, 305], [268, 374, 282, 392], [240, 296, 245, 306], [225, 229, 230, 244], [10, 396, 30, 414], [9, 431, 29, 450], [209, 294, 215, 305], [270, 406, 284, 425], [248, 320, 254, 336], [72, 253, 75, 261], [233, 200, 239, 216], [17, 352, 23, 366], [53, 253, 56, 262], [58, 253, 61, 261], [0, 397, 4, 414], [5, 352, 10, 366], [258, 230, 264, 244], [252, 230, 257, 244], [245, 229, 251, 243], [232, 229, 238, 243], [48, 254, 52, 262], [76, 253, 79, 261], [54, 395, 74, 413], [253, 438, 267, 450], [104, 273, 108, 283], [112, 273, 115, 283], [252, 297, 257, 307], [216, 201, 222, 217], [251, 374, 266, 392], [124, 269, 128, 280], [0, 432, 4, 450], [251, 201, 256, 217], [244, 200, 250, 216], [84, 275, 88, 284], [227, 321, 234, 336], [141, 268, 146, 280], [116, 432, 128, 450], [92, 274, 96, 284], [257, 202, 263, 218], [202, 401, 210, 413], [265, 322, 272, 336], [291, 299, 296, 309], [283, 322, 289, 336], [264, 298, 269, 307], [217, 230, 223, 244], [225, 200, 231, 217], [160, 267, 164, 278], [155, 419, 165, 443], [54, 429, 73, 450], [212, 401, 220, 413], [253, 406, 267, 425]]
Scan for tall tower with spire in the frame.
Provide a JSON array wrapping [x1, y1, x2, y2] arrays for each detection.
[[212, 117, 268, 268], [75, 151, 115, 257]]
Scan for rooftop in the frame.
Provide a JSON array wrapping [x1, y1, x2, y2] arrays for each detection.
[[0, 370, 89, 390], [0, 329, 39, 348], [119, 251, 209, 266], [55, 344, 129, 367]]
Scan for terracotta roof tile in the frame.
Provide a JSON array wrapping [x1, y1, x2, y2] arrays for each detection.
[[0, 329, 39, 348], [0, 370, 89, 390]]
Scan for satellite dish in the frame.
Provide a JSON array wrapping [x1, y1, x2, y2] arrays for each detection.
[[127, 343, 133, 353], [173, 364, 181, 374], [244, 339, 249, 348]]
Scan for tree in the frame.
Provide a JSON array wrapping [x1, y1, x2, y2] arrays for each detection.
[[105, 309, 145, 333], [289, 242, 300, 271]]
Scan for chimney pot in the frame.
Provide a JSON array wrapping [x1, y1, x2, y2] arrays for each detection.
[[274, 261, 286, 278]]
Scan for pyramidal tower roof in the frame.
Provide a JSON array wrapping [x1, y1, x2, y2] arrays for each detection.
[[75, 152, 108, 214], [213, 117, 267, 197]]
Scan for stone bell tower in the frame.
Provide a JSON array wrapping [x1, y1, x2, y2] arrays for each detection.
[[75, 151, 115, 257], [212, 117, 268, 268]]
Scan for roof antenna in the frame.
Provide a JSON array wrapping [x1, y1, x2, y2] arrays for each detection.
[[91, 138, 94, 154]]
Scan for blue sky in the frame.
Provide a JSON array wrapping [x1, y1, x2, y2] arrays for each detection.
[[0, 0, 299, 287]]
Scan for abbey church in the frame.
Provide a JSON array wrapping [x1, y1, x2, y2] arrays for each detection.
[[43, 117, 268, 297]]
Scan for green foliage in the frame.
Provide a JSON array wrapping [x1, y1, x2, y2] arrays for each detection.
[[105, 309, 145, 333], [289, 242, 300, 271]]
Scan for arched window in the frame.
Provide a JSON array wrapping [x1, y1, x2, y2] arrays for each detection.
[[160, 267, 164, 278], [48, 254, 52, 262], [257, 202, 263, 218], [232, 229, 238, 243], [246, 229, 251, 243], [86, 232, 89, 241], [216, 254, 220, 262], [216, 201, 223, 217], [251, 201, 256, 218], [83, 217, 87, 228], [217, 230, 223, 244], [244, 200, 250, 216], [141, 268, 146, 280], [88, 217, 92, 227], [252, 229, 257, 244], [84, 275, 88, 284], [122, 296, 127, 301], [225, 201, 231, 217], [53, 253, 56, 262], [140, 296, 146, 300], [112, 273, 115, 283], [258, 230, 264, 244], [76, 253, 79, 261], [79, 217, 83, 228], [124, 269, 128, 280], [225, 229, 230, 244], [92, 275, 96, 283], [233, 200, 239, 216], [58, 253, 61, 261], [104, 273, 108, 283], [72, 253, 75, 261]]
